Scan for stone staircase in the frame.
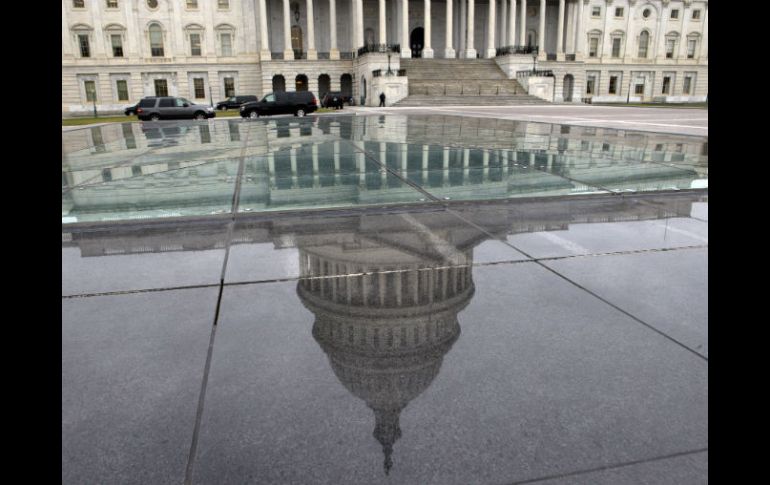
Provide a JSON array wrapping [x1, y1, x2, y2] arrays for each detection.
[[394, 58, 549, 106]]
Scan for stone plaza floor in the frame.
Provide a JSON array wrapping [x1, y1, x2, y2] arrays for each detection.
[[62, 114, 708, 484]]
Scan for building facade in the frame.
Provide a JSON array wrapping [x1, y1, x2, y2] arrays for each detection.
[[62, 0, 708, 113]]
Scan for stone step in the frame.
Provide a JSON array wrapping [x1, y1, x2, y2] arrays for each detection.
[[393, 95, 550, 106]]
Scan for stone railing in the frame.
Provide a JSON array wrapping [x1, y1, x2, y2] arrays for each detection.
[[496, 45, 538, 56], [357, 44, 401, 56]]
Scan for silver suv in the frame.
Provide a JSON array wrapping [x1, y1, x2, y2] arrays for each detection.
[[136, 96, 216, 121]]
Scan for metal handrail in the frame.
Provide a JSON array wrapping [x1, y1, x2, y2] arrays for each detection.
[[496, 45, 539, 56], [357, 44, 401, 56]]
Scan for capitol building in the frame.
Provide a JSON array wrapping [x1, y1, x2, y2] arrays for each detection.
[[62, 0, 708, 113]]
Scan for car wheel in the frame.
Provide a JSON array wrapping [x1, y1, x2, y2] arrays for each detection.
[[150, 114, 160, 121], [222, 107, 228, 111], [296, 108, 306, 117], [194, 112, 206, 120], [249, 111, 259, 119]]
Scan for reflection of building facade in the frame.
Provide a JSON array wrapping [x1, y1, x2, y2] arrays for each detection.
[[62, 116, 707, 222], [62, 0, 707, 113]]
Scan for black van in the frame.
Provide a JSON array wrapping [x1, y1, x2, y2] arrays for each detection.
[[240, 91, 318, 119], [215, 95, 258, 110]]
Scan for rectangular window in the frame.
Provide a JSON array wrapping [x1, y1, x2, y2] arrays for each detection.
[[132, 165, 142, 177], [218, 0, 230, 8], [687, 40, 697, 58], [611, 38, 621, 58], [116, 80, 129, 101], [73, 0, 84, 7], [187, 0, 198, 7], [609, 76, 618, 94], [670, 9, 679, 19], [615, 7, 624, 18], [586, 76, 596, 95], [683, 76, 692, 94], [101, 169, 112, 182], [635, 83, 644, 95], [84, 80, 97, 102], [662, 76, 671, 94], [190, 33, 201, 56], [154, 79, 168, 97], [193, 78, 206, 99], [692, 10, 701, 20], [224, 77, 235, 97], [220, 33, 232, 56], [159, 98, 175, 107], [78, 34, 90, 57], [589, 38, 598, 57], [150, 29, 164, 57], [666, 39, 675, 58], [111, 34, 123, 57], [592, 6, 601, 17], [106, 0, 118, 7]]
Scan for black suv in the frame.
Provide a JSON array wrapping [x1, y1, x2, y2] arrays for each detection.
[[136, 97, 216, 121], [215, 95, 258, 110], [240, 91, 318, 119]]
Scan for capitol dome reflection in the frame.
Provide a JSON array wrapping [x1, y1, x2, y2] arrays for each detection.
[[296, 219, 478, 474]]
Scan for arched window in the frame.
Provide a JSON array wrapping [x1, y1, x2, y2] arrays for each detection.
[[71, 24, 93, 58], [149, 23, 164, 57], [686, 33, 701, 59], [665, 32, 680, 59], [610, 30, 625, 58], [637, 31, 650, 58], [215, 24, 235, 56], [295, 74, 308, 91], [318, 74, 331, 97], [104, 24, 126, 57], [184, 24, 205, 57], [272, 75, 286, 92]]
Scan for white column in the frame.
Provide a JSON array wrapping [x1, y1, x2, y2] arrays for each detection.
[[282, 0, 294, 59], [653, 1, 668, 60], [699, 2, 708, 61], [465, 0, 476, 58], [519, 0, 527, 46], [307, 0, 317, 59], [459, 0, 466, 56], [622, 0, 634, 62], [565, 0, 574, 54], [445, 0, 455, 58], [537, 0, 546, 59], [486, 0, 496, 58], [356, 0, 364, 49], [258, 0, 271, 60], [424, 0, 434, 57], [574, 0, 584, 60], [401, 0, 410, 57], [556, 0, 565, 60], [500, 0, 507, 48], [329, 0, 339, 59], [677, 2, 690, 59], [379, 0, 387, 44], [508, 0, 516, 46]]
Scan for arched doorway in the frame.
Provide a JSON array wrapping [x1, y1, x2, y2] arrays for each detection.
[[365, 28, 375, 46], [340, 74, 352, 100], [410, 27, 424, 58], [295, 74, 308, 91], [291, 25, 303, 58], [527, 30, 536, 48], [318, 74, 330, 98], [563, 74, 574, 102], [272, 74, 286, 92]]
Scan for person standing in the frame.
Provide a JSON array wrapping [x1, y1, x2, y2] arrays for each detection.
[[379, 92, 386, 107]]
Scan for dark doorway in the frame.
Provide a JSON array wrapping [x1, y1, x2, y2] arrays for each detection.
[[410, 27, 424, 58], [273, 74, 286, 92], [340, 74, 352, 98], [318, 74, 330, 98], [563, 74, 574, 102], [296, 74, 308, 91]]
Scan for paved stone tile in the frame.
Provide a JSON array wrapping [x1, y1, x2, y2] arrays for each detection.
[[62, 222, 229, 295], [544, 248, 708, 358], [190, 262, 707, 485], [526, 450, 707, 485], [62, 288, 218, 485]]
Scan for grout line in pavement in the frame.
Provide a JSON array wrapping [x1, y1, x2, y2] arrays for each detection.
[[506, 447, 708, 485]]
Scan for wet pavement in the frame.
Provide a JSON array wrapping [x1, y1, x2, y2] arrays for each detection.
[[62, 115, 707, 484]]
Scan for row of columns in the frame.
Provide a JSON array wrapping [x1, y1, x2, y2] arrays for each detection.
[[257, 0, 590, 61]]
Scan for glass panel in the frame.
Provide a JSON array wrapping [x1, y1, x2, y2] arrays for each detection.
[[194, 78, 206, 98], [111, 34, 123, 57], [220, 33, 232, 56], [150, 25, 164, 56], [62, 115, 708, 225], [84, 81, 96, 102], [190, 33, 201, 56], [224, 78, 235, 97], [116, 80, 129, 101], [154, 79, 168, 97], [78, 34, 90, 57]]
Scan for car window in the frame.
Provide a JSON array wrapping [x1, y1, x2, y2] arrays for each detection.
[[179, 98, 191, 106], [264, 94, 275, 102], [158, 98, 175, 108], [138, 98, 155, 107]]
